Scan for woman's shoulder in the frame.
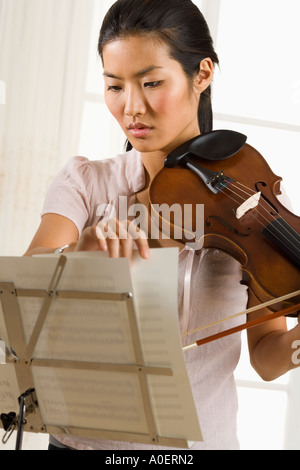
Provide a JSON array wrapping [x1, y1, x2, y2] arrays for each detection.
[[42, 149, 145, 235], [62, 149, 144, 194]]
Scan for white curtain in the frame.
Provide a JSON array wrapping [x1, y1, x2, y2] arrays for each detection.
[[0, 0, 95, 256]]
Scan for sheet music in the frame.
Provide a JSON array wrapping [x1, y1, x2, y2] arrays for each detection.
[[131, 249, 201, 438], [31, 368, 149, 433], [0, 249, 202, 443], [1, 255, 136, 363]]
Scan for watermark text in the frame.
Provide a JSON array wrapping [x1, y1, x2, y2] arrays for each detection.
[[96, 196, 204, 250], [292, 340, 300, 365]]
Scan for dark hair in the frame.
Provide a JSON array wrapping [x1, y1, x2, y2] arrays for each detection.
[[98, 0, 219, 149]]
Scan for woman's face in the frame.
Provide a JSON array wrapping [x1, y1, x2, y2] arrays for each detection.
[[102, 35, 210, 157]]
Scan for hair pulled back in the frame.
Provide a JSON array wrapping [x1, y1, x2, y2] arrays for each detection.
[[98, 0, 219, 143]]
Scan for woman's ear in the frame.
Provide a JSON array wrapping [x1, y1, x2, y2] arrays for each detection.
[[194, 58, 214, 95]]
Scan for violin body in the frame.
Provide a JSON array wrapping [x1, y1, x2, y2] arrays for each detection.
[[150, 142, 300, 314]]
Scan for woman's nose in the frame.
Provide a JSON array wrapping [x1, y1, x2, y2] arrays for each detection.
[[124, 86, 147, 118]]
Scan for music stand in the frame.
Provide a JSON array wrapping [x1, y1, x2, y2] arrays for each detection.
[[0, 253, 202, 450]]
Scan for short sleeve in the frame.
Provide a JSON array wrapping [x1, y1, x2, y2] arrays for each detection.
[[41, 156, 95, 235]]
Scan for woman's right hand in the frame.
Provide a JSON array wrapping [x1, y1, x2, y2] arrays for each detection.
[[71, 219, 150, 262]]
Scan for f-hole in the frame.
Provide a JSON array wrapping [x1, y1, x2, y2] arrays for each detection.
[[255, 181, 279, 216]]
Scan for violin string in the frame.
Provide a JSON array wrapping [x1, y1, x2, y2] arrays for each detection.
[[219, 181, 275, 227], [225, 183, 280, 228], [227, 180, 300, 251], [221, 182, 300, 256], [228, 179, 300, 240], [221, 176, 300, 244], [234, 180, 300, 242], [219, 185, 273, 230], [223, 180, 277, 223], [218, 181, 300, 257]]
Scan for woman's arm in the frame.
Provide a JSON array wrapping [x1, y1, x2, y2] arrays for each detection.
[[24, 214, 79, 256], [247, 290, 300, 381], [24, 213, 149, 261]]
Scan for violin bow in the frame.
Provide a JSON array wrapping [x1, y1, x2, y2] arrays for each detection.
[[182, 290, 300, 351]]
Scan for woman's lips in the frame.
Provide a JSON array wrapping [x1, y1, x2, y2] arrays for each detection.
[[128, 123, 152, 138]]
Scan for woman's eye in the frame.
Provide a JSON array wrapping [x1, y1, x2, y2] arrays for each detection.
[[107, 85, 122, 92], [144, 81, 162, 88]]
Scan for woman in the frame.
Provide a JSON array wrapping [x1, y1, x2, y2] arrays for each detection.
[[25, 0, 300, 450]]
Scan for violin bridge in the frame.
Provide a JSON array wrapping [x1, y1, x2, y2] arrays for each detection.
[[236, 192, 261, 220]]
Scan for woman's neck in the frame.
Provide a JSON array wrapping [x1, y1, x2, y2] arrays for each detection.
[[141, 151, 166, 181]]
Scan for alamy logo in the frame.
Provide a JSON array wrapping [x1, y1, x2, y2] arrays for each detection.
[[291, 340, 300, 366], [0, 80, 6, 105], [96, 196, 205, 250]]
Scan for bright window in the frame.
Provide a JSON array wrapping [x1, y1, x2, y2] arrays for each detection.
[[212, 0, 300, 216], [78, 0, 125, 160]]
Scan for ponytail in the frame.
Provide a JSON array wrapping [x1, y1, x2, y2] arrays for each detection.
[[199, 86, 213, 134]]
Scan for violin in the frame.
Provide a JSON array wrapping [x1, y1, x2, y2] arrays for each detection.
[[149, 130, 300, 345]]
